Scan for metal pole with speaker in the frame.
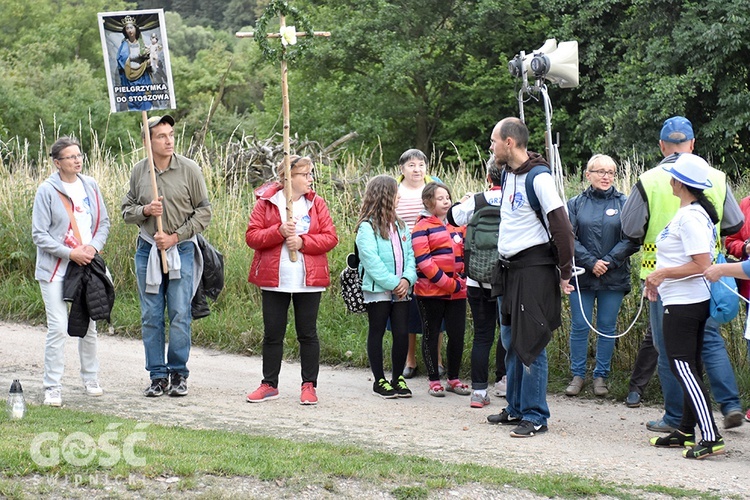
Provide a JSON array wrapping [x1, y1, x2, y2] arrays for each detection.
[[508, 39, 579, 196], [508, 40, 648, 338]]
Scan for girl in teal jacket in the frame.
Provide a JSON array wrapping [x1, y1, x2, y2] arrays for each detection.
[[355, 175, 418, 399]]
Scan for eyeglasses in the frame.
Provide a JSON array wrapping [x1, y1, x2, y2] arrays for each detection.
[[57, 154, 85, 161], [293, 172, 314, 179], [588, 169, 615, 178]]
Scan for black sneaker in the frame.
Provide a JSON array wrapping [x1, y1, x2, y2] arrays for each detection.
[[168, 373, 188, 397], [683, 438, 725, 459], [373, 378, 398, 399], [510, 420, 548, 437], [650, 430, 696, 448], [144, 378, 169, 397], [487, 409, 522, 425], [392, 376, 412, 398]]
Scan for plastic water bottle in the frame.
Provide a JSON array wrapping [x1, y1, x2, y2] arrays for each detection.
[[7, 379, 26, 419]]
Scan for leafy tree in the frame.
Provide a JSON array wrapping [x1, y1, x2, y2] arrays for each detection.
[[223, 0, 261, 32], [549, 0, 750, 173], [0, 0, 134, 159], [253, 0, 550, 166], [165, 11, 220, 59]]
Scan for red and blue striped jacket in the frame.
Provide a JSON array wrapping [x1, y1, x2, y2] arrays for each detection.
[[411, 213, 466, 300]]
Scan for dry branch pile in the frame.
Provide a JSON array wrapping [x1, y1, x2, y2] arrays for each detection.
[[220, 131, 359, 186]]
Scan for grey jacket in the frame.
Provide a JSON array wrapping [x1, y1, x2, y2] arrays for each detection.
[[31, 172, 110, 282]]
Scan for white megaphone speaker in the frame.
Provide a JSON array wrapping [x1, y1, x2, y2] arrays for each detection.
[[508, 39, 558, 79], [529, 40, 579, 88]]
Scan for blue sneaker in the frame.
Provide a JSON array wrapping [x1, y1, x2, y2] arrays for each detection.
[[646, 419, 676, 433], [625, 391, 642, 408]]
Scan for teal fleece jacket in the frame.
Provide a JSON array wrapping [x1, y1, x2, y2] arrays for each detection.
[[355, 220, 417, 293]]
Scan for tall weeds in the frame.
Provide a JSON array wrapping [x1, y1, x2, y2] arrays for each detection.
[[1, 130, 747, 405]]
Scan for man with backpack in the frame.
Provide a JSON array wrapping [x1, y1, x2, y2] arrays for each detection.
[[448, 157, 507, 408], [485, 117, 575, 438]]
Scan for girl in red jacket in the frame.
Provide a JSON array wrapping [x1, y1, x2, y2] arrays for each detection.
[[412, 182, 470, 397], [245, 156, 339, 405]]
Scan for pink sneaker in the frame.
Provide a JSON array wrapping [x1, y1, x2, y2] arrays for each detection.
[[300, 382, 318, 405], [246, 383, 279, 403], [746, 409, 750, 422]]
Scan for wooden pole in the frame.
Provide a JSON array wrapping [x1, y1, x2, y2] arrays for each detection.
[[141, 111, 169, 273], [279, 15, 297, 262], [236, 10, 331, 263], [235, 31, 331, 38]]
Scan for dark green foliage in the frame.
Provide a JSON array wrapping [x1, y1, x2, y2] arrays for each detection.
[[549, 0, 750, 173], [2, 0, 750, 175], [277, 0, 552, 164]]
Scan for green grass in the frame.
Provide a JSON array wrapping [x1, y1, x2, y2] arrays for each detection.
[[0, 406, 719, 499]]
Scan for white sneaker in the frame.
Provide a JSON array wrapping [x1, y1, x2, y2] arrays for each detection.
[[493, 376, 507, 398], [84, 379, 104, 397], [44, 387, 62, 407]]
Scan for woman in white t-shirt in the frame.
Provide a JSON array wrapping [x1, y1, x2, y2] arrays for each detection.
[[644, 153, 724, 459], [394, 149, 443, 379], [31, 137, 111, 407]]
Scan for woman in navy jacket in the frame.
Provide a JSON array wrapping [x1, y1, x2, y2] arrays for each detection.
[[565, 154, 638, 397]]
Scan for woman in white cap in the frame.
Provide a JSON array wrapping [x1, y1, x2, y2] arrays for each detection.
[[644, 153, 724, 459]]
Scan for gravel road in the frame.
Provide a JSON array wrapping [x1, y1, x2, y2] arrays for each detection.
[[1, 321, 748, 498]]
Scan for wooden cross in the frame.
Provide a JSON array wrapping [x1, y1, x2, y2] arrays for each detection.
[[237, 13, 330, 262]]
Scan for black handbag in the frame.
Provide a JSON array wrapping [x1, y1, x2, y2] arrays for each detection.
[[340, 244, 366, 314]]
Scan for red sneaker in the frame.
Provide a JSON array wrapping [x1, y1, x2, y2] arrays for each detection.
[[246, 383, 279, 403], [300, 382, 318, 405], [746, 409, 750, 422]]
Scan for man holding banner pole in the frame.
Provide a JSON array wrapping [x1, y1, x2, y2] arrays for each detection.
[[100, 10, 210, 398], [121, 114, 212, 398]]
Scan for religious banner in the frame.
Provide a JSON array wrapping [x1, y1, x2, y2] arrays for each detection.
[[98, 9, 176, 113]]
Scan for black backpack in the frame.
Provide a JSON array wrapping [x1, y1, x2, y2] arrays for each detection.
[[464, 193, 502, 283], [499, 164, 551, 231]]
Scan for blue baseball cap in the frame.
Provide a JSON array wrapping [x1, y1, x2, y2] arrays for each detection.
[[660, 116, 694, 143]]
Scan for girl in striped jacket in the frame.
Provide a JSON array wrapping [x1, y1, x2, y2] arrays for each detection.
[[412, 182, 470, 397]]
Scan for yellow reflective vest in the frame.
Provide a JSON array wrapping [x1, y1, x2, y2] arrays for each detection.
[[639, 167, 725, 279]]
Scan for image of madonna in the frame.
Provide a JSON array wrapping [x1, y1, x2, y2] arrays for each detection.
[[118, 15, 154, 111]]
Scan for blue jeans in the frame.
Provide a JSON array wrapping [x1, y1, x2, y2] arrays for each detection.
[[651, 296, 742, 428], [135, 238, 195, 380], [569, 289, 625, 379], [499, 297, 550, 426]]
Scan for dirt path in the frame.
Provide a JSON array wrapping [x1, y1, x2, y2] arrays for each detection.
[[1, 320, 748, 497]]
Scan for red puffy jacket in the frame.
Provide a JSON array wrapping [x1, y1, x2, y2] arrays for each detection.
[[725, 195, 750, 299], [245, 182, 338, 288]]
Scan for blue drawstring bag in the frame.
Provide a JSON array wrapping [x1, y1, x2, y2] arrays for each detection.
[[709, 253, 740, 323]]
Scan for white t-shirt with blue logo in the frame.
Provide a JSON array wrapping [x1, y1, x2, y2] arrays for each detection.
[[498, 170, 563, 258], [655, 204, 715, 306], [263, 191, 325, 293]]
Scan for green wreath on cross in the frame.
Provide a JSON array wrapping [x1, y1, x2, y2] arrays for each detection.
[[255, 0, 315, 62]]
